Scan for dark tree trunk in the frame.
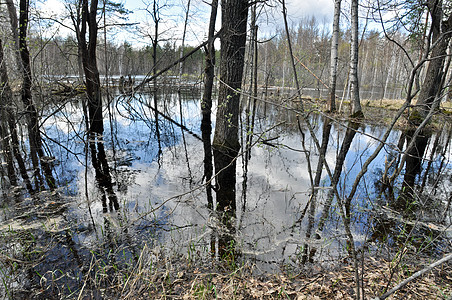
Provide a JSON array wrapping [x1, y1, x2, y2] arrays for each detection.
[[212, 0, 248, 217], [19, 0, 55, 190], [151, 1, 162, 157], [79, 0, 103, 135], [0, 40, 17, 186], [19, 0, 41, 188], [5, 0, 21, 72], [153, 39, 162, 157], [212, 0, 248, 260], [414, 0, 452, 120], [201, 0, 218, 209], [0, 34, 32, 191]]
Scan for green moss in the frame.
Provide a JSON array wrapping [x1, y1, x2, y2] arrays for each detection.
[[441, 108, 452, 116], [408, 109, 424, 126]]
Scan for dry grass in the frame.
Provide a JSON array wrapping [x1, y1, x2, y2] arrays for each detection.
[[365, 99, 406, 111], [365, 98, 452, 112], [313, 98, 452, 129], [70, 245, 452, 300]]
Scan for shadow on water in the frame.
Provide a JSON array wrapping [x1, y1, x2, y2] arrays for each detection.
[[0, 90, 451, 297]]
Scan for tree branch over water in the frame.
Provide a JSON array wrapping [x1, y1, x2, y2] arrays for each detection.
[[133, 29, 222, 92]]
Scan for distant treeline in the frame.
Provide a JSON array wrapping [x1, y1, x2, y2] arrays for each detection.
[[19, 16, 414, 100]]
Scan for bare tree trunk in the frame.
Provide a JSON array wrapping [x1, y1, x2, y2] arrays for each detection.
[[383, 54, 395, 99], [241, 2, 258, 214], [5, 0, 21, 72], [212, 0, 248, 258], [19, 0, 41, 188], [151, 1, 162, 157], [212, 0, 248, 216], [282, 0, 304, 110], [0, 37, 32, 190], [0, 40, 17, 187], [414, 0, 452, 121], [328, 0, 341, 112], [79, 0, 104, 135], [250, 6, 258, 152], [19, 0, 56, 190], [350, 0, 363, 118], [178, 0, 191, 85], [201, 0, 219, 210], [244, 4, 258, 160]]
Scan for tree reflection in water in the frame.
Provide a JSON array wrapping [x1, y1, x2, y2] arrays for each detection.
[[89, 133, 119, 213]]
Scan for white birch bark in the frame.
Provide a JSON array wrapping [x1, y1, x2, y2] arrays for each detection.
[[350, 0, 363, 117], [327, 0, 341, 111]]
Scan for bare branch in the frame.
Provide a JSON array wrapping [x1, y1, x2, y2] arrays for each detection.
[[373, 252, 452, 300]]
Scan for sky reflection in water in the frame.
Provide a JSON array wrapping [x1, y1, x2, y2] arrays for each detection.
[[38, 92, 452, 270]]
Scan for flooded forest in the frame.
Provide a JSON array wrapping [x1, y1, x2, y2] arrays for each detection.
[[0, 0, 452, 299]]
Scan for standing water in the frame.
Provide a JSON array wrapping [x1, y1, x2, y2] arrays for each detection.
[[0, 90, 451, 298]]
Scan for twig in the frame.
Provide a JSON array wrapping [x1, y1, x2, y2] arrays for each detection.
[[133, 29, 222, 92], [77, 254, 96, 300], [130, 122, 284, 223], [373, 252, 452, 300]]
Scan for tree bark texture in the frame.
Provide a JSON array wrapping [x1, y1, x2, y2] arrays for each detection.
[[152, 2, 162, 156], [79, 0, 104, 134], [415, 0, 452, 120], [5, 0, 22, 72], [213, 0, 248, 214], [19, 0, 40, 183], [0, 40, 32, 190], [328, 0, 341, 112], [0, 39, 17, 186], [201, 0, 218, 209], [350, 0, 362, 117], [19, 0, 56, 189]]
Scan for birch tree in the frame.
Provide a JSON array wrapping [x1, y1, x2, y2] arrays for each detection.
[[350, 0, 363, 117], [327, 0, 341, 111]]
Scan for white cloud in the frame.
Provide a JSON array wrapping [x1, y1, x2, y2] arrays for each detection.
[[38, 0, 66, 18], [287, 0, 334, 21], [253, 0, 335, 38]]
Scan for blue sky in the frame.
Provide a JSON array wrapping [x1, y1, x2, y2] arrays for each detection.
[[37, 0, 336, 47]]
